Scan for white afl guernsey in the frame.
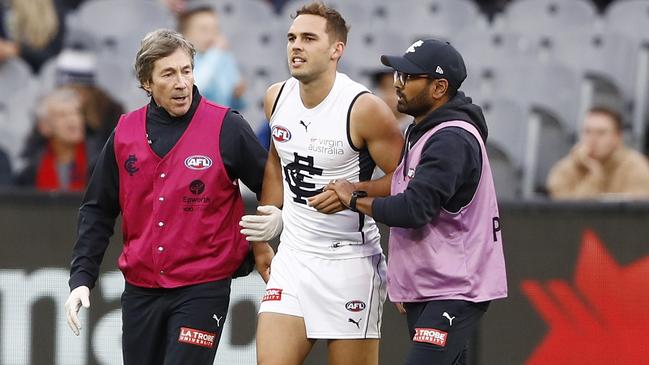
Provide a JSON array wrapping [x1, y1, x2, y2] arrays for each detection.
[[270, 72, 382, 259]]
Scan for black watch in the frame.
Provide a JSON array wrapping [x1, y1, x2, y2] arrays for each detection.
[[349, 190, 368, 212]]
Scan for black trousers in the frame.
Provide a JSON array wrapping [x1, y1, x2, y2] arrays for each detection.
[[121, 279, 231, 365], [403, 300, 489, 365]]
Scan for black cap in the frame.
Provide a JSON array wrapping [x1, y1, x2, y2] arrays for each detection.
[[381, 39, 467, 90]]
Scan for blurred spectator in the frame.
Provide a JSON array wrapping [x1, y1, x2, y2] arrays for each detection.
[[255, 121, 271, 151], [0, 0, 71, 73], [547, 106, 649, 200], [159, 0, 187, 16], [178, 5, 246, 109], [14, 88, 89, 192], [54, 48, 124, 167], [370, 70, 413, 134]]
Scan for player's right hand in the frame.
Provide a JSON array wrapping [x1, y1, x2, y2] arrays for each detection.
[[65, 285, 90, 336], [239, 205, 283, 241]]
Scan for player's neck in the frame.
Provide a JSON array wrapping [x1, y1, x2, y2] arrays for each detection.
[[299, 70, 336, 109]]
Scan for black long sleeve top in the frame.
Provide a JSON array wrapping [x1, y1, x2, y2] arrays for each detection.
[[69, 88, 267, 290]]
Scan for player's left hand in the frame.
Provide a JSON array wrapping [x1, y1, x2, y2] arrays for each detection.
[[324, 179, 355, 209], [252, 242, 274, 283], [307, 189, 346, 214]]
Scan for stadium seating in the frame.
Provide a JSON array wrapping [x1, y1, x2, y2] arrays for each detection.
[[605, 0, 649, 148], [377, 0, 486, 41], [3, 0, 648, 199], [341, 30, 408, 83], [209, 0, 277, 36], [0, 59, 38, 169], [498, 0, 599, 34]]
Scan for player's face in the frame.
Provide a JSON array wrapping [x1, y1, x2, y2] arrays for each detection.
[[580, 111, 622, 161], [144, 48, 194, 117], [394, 73, 435, 119], [287, 14, 340, 82]]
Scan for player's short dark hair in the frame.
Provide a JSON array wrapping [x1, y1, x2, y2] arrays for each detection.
[[177, 5, 216, 34], [589, 105, 623, 132], [134, 29, 195, 92], [294, 1, 349, 44]]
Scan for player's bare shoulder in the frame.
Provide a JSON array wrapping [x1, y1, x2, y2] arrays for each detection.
[[349, 92, 400, 148], [264, 81, 286, 120]]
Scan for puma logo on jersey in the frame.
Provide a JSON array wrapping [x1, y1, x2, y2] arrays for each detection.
[[299, 120, 311, 132], [442, 312, 455, 326]]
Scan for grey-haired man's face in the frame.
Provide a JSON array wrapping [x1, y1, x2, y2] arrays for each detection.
[[143, 48, 194, 117]]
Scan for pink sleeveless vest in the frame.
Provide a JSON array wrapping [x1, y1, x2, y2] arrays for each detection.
[[114, 98, 247, 288], [388, 121, 508, 302]]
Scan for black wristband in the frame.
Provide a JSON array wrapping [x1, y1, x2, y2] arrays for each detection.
[[349, 190, 368, 212]]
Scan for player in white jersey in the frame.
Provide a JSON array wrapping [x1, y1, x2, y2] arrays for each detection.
[[238, 2, 404, 365]]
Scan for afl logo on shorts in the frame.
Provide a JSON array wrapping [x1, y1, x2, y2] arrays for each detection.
[[184, 155, 212, 170], [345, 300, 366, 312], [272, 125, 291, 142]]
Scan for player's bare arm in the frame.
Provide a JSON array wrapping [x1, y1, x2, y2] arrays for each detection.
[[308, 93, 403, 213], [349, 92, 404, 195], [259, 82, 286, 208], [242, 82, 285, 282]]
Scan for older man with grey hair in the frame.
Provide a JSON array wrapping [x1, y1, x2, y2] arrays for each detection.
[[64, 29, 271, 364]]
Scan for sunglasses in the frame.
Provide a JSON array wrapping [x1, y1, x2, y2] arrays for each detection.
[[393, 71, 434, 86]]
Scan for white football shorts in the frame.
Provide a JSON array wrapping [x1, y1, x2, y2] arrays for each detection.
[[259, 245, 387, 339]]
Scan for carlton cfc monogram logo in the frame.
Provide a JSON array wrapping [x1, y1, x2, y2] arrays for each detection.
[[184, 155, 212, 170], [272, 126, 291, 142]]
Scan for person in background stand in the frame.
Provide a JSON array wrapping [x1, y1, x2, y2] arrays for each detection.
[[178, 5, 246, 110], [547, 105, 649, 200], [14, 87, 88, 191], [370, 69, 413, 134], [54, 47, 125, 169]]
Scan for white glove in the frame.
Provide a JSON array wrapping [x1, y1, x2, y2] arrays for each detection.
[[239, 205, 283, 241], [65, 286, 90, 336]]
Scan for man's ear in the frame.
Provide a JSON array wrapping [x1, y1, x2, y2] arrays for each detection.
[[331, 41, 345, 61], [431, 79, 449, 99], [142, 80, 152, 94]]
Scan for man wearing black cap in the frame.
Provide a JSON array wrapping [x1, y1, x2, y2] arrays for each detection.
[[326, 39, 508, 365]]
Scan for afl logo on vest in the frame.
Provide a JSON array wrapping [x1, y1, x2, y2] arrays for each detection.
[[272, 125, 291, 142], [184, 155, 213, 170]]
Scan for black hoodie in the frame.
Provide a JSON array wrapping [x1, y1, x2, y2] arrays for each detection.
[[372, 92, 488, 229]]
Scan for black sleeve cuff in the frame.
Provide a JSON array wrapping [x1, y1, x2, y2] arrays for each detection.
[[69, 271, 96, 291]]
